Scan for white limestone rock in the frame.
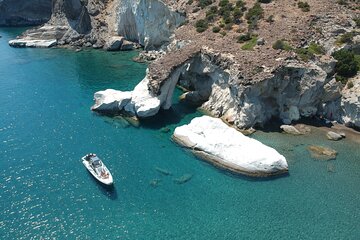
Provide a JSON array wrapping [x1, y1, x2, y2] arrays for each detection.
[[8, 38, 57, 48], [127, 77, 161, 117], [326, 131, 343, 141], [92, 89, 132, 113], [115, 0, 185, 50], [173, 116, 288, 177], [280, 125, 302, 135], [341, 75, 360, 128]]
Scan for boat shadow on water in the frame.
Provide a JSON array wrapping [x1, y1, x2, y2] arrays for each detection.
[[86, 171, 118, 200]]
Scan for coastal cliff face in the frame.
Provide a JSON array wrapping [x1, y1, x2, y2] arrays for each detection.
[[0, 0, 52, 26], [11, 0, 185, 50], [114, 0, 185, 49], [9, 0, 360, 130]]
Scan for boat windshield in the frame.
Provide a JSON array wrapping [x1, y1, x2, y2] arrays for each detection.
[[90, 157, 102, 167]]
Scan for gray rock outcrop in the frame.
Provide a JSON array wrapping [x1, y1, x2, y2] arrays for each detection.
[[0, 0, 52, 26]]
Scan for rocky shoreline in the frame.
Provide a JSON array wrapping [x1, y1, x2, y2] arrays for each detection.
[[6, 0, 360, 177]]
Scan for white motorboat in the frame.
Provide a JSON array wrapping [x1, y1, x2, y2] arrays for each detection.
[[82, 154, 113, 185]]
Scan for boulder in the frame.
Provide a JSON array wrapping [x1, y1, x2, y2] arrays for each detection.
[[280, 125, 302, 135], [256, 38, 265, 45], [91, 89, 132, 113], [326, 131, 343, 141], [105, 36, 124, 51], [173, 116, 288, 177], [8, 38, 57, 48], [307, 145, 337, 160], [120, 40, 136, 51]]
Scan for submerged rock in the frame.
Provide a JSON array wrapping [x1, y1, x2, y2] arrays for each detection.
[[326, 131, 343, 141], [173, 174, 193, 184], [149, 179, 162, 188], [155, 167, 172, 176], [173, 116, 288, 177], [307, 145, 337, 160], [160, 127, 171, 133]]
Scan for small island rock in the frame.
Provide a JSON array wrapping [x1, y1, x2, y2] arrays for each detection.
[[173, 116, 288, 177]]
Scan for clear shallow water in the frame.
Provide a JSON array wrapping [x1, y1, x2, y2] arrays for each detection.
[[1, 28, 360, 240]]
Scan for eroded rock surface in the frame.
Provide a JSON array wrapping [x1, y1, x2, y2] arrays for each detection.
[[9, 0, 185, 50]]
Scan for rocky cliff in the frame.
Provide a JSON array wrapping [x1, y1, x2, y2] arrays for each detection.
[[9, 0, 360, 130], [10, 0, 185, 50], [0, 0, 52, 26]]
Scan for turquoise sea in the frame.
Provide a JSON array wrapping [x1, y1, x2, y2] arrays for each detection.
[[1, 28, 360, 240]]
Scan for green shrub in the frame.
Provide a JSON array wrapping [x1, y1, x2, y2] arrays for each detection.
[[337, 32, 355, 44], [336, 0, 347, 5], [272, 40, 292, 51], [187, 0, 193, 4], [308, 43, 325, 55], [335, 75, 348, 84], [296, 48, 313, 61], [237, 33, 252, 43], [233, 8, 243, 20], [245, 2, 264, 29], [220, 31, 227, 36], [219, 0, 229, 7], [258, 0, 272, 3], [195, 19, 208, 32], [198, 0, 213, 8], [347, 81, 354, 89], [241, 36, 258, 50], [332, 49, 359, 78], [206, 13, 217, 22], [236, 0, 246, 9], [298, 1, 310, 12], [212, 26, 221, 33], [354, 17, 360, 27], [207, 6, 218, 14]]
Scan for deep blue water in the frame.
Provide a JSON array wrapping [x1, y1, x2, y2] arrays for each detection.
[[1, 28, 360, 240]]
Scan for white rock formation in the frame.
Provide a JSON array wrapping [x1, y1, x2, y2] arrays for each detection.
[[92, 89, 132, 112], [8, 38, 57, 48], [114, 0, 185, 50], [326, 131, 343, 141], [341, 75, 360, 128], [280, 125, 302, 135], [173, 116, 288, 177]]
